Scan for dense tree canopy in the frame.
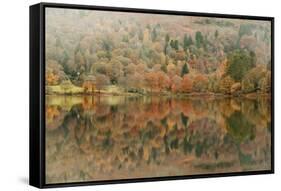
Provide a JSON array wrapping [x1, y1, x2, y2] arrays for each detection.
[[45, 9, 271, 95], [226, 49, 256, 82]]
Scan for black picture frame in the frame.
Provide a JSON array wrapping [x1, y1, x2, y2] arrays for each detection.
[[30, 2, 274, 189]]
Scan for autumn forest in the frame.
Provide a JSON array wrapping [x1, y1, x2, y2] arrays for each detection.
[[46, 9, 271, 96]]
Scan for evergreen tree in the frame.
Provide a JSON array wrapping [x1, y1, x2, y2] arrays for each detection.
[[215, 30, 219, 39], [165, 34, 170, 43], [170, 40, 174, 48], [195, 31, 204, 48], [183, 34, 189, 51], [174, 40, 179, 50], [164, 34, 170, 55], [151, 27, 157, 42], [226, 49, 256, 82], [181, 63, 189, 77]]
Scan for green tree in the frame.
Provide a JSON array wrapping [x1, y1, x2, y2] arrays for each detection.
[[164, 34, 170, 55], [174, 40, 179, 50], [188, 36, 193, 46], [181, 63, 189, 77], [170, 40, 174, 49], [226, 49, 256, 82], [183, 34, 193, 51], [161, 63, 167, 73], [151, 27, 157, 42], [170, 39, 179, 50], [165, 33, 170, 43], [215, 30, 219, 39], [238, 24, 252, 38], [237, 24, 252, 47], [195, 31, 204, 48]]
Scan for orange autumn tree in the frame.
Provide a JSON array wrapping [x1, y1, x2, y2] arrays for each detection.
[[167, 63, 176, 78], [46, 72, 59, 85], [156, 71, 170, 92], [145, 71, 170, 93], [145, 72, 157, 93], [46, 59, 64, 85], [192, 74, 208, 92], [171, 75, 182, 93], [181, 75, 193, 93]]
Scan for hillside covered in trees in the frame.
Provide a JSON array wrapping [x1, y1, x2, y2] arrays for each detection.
[[45, 8, 272, 96]]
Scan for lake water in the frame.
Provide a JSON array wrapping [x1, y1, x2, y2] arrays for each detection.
[[45, 95, 271, 184]]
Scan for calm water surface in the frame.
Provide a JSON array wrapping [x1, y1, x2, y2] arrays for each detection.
[[46, 95, 271, 184]]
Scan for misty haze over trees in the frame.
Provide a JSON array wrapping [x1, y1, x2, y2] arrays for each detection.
[[45, 8, 271, 96]]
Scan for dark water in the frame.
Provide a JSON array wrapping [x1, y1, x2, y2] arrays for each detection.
[[45, 95, 271, 184]]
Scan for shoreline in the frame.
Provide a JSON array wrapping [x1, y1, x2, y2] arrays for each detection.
[[46, 92, 271, 99]]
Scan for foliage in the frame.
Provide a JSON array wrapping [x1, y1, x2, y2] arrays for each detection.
[[181, 63, 189, 77], [181, 75, 193, 93], [215, 30, 219, 39], [241, 66, 269, 93], [226, 49, 256, 82], [45, 9, 271, 95], [193, 74, 208, 92], [195, 31, 204, 48], [183, 34, 193, 51], [239, 24, 253, 39], [219, 76, 235, 94]]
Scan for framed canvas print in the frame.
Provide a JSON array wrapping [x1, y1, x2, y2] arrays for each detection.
[[29, 2, 274, 188]]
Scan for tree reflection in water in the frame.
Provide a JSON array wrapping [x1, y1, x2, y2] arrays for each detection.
[[45, 95, 271, 184]]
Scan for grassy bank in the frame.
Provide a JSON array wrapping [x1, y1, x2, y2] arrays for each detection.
[[46, 84, 84, 95], [46, 84, 271, 99]]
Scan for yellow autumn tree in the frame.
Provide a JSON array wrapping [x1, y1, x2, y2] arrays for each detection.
[[219, 76, 235, 94]]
